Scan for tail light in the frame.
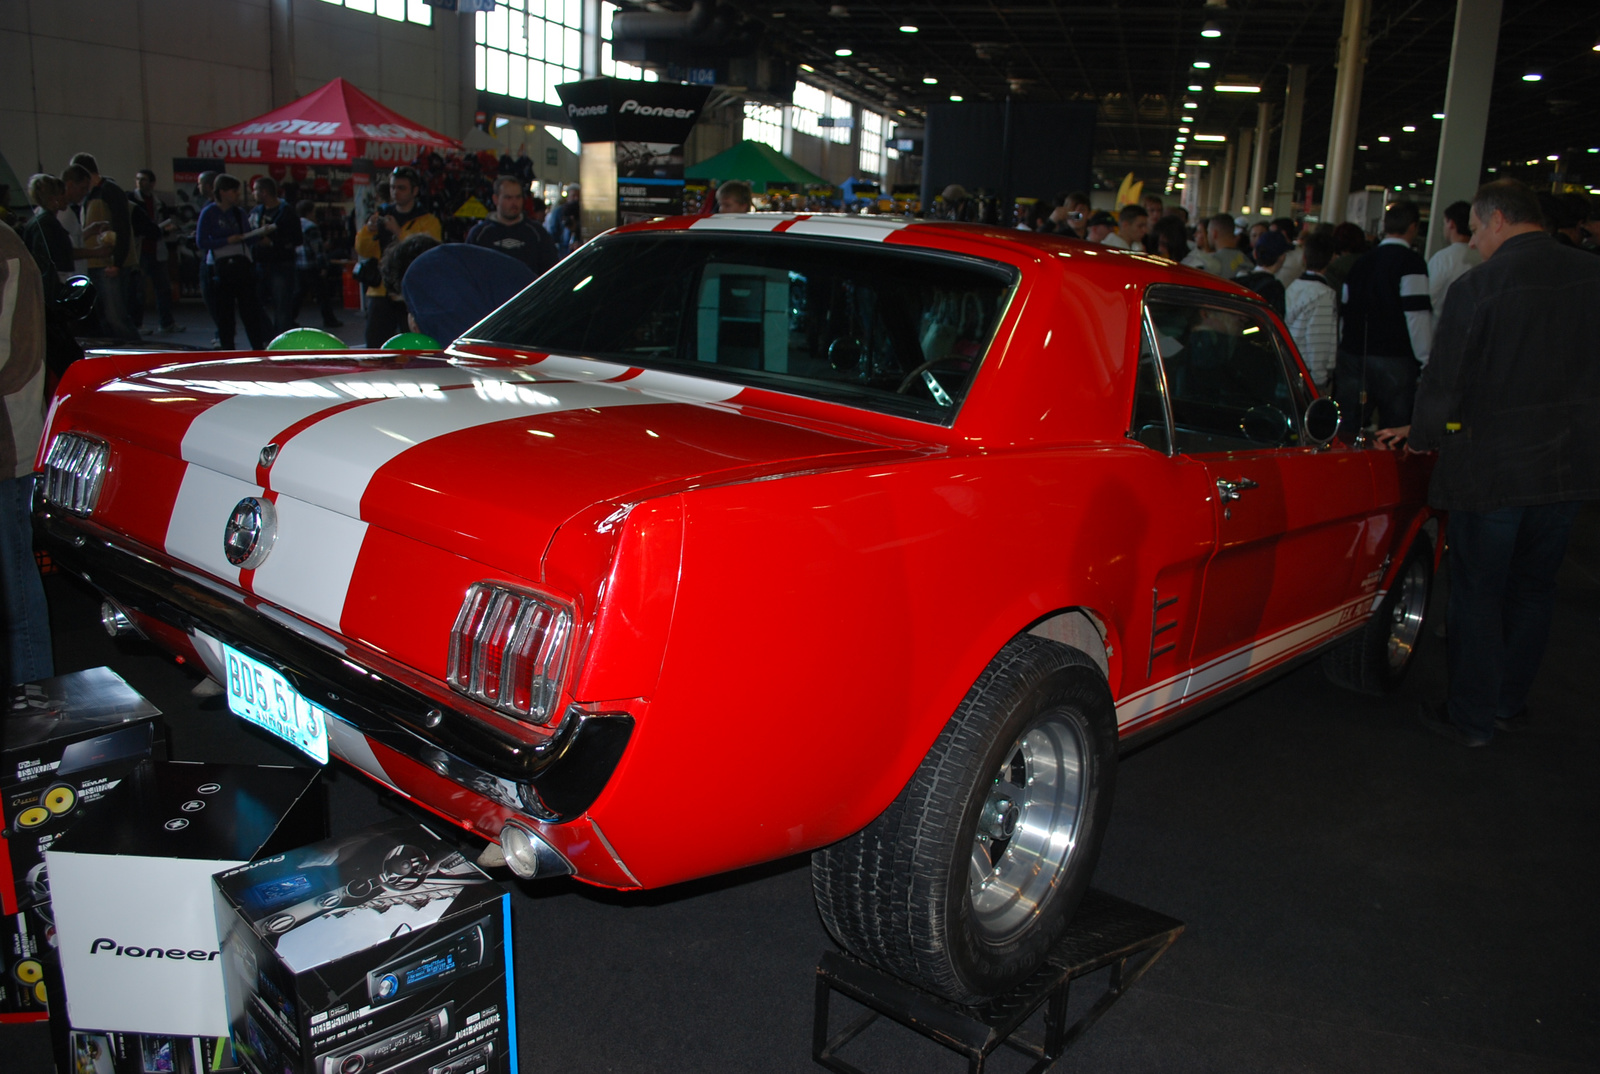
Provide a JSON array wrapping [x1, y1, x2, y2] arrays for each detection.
[[447, 583, 573, 725], [41, 433, 110, 516]]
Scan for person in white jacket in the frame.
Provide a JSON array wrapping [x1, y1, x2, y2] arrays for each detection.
[[1284, 231, 1339, 391], [1426, 200, 1481, 322]]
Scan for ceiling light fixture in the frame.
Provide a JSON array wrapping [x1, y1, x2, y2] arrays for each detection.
[[1183, 101, 1198, 109], [1192, 60, 1212, 69], [899, 25, 918, 33], [1188, 84, 1203, 91], [950, 94, 963, 102], [1547, 154, 1559, 161], [1201, 20, 1222, 38], [1194, 133, 1226, 141], [1378, 135, 1391, 142], [1178, 127, 1190, 133], [1358, 144, 1368, 150], [1402, 125, 1416, 132], [922, 76, 937, 84], [800, 63, 815, 72], [1522, 72, 1542, 81], [835, 48, 853, 57], [1432, 113, 1445, 119], [1214, 84, 1260, 93]]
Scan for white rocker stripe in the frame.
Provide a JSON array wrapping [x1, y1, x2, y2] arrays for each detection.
[[1116, 595, 1370, 730]]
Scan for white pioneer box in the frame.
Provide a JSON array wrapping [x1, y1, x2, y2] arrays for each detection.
[[47, 761, 325, 1038]]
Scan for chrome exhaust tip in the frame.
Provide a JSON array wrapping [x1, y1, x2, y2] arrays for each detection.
[[498, 821, 574, 880], [100, 601, 134, 637]]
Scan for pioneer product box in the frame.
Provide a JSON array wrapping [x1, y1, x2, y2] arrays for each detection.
[[213, 818, 515, 1074], [57, 1027, 233, 1074], [48, 761, 326, 1038], [0, 906, 55, 1021], [0, 667, 165, 915]]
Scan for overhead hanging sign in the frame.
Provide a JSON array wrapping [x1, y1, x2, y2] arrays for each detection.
[[555, 78, 711, 145]]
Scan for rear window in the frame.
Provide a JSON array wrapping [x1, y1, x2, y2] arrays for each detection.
[[464, 232, 1019, 424]]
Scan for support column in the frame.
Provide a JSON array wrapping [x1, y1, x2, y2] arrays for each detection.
[[582, 0, 602, 78], [1233, 127, 1254, 216], [1427, 0, 1502, 256], [269, 0, 296, 107], [1248, 101, 1273, 219], [1273, 64, 1309, 219], [1323, 0, 1371, 224], [1218, 138, 1239, 216]]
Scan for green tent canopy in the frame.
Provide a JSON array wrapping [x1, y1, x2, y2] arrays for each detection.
[[685, 140, 826, 192]]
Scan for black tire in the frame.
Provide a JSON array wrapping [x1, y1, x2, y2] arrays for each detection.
[[812, 635, 1118, 1004], [1321, 535, 1432, 695]]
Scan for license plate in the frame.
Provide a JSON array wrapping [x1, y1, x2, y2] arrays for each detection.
[[221, 642, 329, 764]]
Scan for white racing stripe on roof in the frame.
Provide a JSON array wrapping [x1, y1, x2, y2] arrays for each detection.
[[175, 366, 486, 483], [782, 216, 910, 241], [688, 214, 799, 231], [684, 213, 911, 242]]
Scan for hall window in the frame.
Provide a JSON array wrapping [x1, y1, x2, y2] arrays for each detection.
[[791, 83, 849, 145], [319, 0, 431, 25], [743, 103, 783, 152], [475, 0, 583, 106], [859, 110, 884, 176], [601, 1, 660, 81]]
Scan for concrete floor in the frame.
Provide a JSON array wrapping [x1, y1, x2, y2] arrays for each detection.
[[5, 505, 1597, 1073]]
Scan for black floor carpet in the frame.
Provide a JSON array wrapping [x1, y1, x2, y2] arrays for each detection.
[[6, 505, 1597, 1073]]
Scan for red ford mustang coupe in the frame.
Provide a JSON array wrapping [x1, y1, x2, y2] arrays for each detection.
[[36, 214, 1435, 1003]]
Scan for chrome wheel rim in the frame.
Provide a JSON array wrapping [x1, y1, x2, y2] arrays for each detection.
[[1386, 558, 1428, 671], [969, 710, 1087, 943]]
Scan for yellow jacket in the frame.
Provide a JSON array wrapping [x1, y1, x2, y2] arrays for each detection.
[[354, 208, 442, 298]]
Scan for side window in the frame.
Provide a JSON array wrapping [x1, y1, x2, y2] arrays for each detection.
[[1143, 296, 1305, 454], [1129, 315, 1172, 454]]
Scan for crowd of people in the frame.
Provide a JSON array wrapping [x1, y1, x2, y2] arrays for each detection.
[[7, 148, 583, 358]]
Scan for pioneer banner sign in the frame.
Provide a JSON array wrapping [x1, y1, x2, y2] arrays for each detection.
[[556, 77, 711, 144]]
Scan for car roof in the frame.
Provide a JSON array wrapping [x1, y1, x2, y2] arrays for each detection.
[[611, 212, 1264, 304]]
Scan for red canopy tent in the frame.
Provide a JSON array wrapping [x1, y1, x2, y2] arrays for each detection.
[[188, 78, 461, 167]]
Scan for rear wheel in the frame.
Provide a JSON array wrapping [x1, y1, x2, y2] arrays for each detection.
[[812, 636, 1117, 1004], [1321, 536, 1432, 694]]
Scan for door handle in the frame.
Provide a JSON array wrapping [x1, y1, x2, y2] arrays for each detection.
[[1216, 477, 1259, 502]]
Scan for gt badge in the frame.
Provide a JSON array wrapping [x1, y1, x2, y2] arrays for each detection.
[[224, 497, 278, 569]]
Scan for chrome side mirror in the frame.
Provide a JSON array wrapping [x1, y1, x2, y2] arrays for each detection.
[[1304, 397, 1340, 448], [1241, 404, 1291, 445]]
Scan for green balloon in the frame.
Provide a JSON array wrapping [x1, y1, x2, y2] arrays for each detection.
[[267, 328, 346, 351], [383, 332, 442, 351]]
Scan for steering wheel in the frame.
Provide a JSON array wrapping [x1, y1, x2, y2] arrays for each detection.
[[896, 353, 968, 398]]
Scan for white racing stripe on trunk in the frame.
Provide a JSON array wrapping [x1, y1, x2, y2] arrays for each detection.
[[164, 465, 256, 586], [621, 370, 744, 403], [249, 497, 369, 632], [174, 366, 486, 482], [324, 715, 392, 785], [267, 378, 706, 518]]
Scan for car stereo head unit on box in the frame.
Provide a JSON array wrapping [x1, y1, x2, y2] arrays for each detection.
[[214, 818, 516, 1074]]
